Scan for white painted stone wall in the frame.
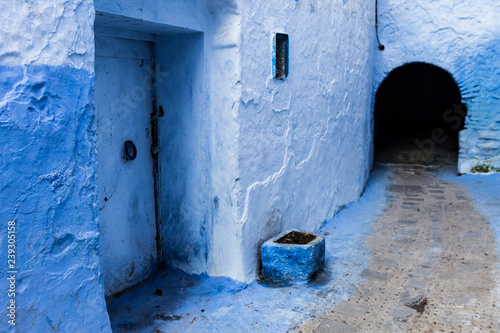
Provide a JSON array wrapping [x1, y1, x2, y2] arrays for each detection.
[[232, 0, 376, 282], [0, 0, 111, 331], [374, 0, 500, 173]]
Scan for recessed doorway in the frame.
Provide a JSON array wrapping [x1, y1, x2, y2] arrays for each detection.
[[94, 16, 207, 298]]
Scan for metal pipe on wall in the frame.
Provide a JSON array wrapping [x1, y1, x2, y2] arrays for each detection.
[[376, 0, 385, 50]]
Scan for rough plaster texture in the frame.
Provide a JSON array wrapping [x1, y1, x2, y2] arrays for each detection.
[[374, 0, 500, 173], [234, 0, 375, 281], [0, 0, 111, 331]]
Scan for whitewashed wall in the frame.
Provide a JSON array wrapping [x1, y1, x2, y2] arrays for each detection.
[[374, 0, 500, 173], [232, 0, 376, 282]]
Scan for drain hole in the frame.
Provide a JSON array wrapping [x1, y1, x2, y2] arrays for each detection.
[[406, 297, 428, 314]]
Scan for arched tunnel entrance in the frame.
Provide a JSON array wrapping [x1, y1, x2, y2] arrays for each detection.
[[374, 62, 467, 166]]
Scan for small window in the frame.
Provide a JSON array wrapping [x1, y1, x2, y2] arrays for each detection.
[[274, 33, 289, 79]]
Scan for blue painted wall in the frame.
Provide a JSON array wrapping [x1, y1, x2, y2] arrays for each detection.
[[0, 1, 111, 331], [374, 0, 500, 173]]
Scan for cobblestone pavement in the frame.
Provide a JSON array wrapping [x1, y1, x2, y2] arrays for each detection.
[[296, 164, 500, 333]]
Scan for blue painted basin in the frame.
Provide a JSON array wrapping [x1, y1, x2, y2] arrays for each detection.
[[261, 230, 325, 285]]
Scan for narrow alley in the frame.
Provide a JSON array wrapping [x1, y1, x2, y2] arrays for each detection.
[[3, 1, 499, 332], [298, 164, 500, 332], [106, 163, 500, 332]]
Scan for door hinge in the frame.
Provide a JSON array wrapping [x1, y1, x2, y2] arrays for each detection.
[[152, 105, 164, 121]]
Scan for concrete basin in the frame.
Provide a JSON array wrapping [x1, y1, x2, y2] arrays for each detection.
[[261, 230, 325, 285]]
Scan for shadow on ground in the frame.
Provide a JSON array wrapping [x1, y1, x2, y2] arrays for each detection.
[[106, 167, 391, 332]]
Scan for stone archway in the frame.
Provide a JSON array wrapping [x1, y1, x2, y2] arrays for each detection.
[[374, 62, 466, 166]]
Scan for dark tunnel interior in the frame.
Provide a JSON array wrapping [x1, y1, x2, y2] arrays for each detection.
[[374, 62, 466, 165]]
